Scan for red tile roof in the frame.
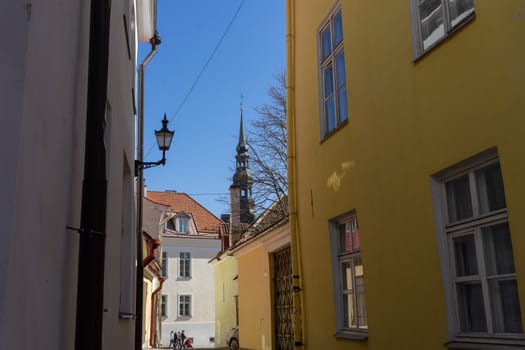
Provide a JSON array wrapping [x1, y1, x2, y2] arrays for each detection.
[[146, 190, 223, 234]]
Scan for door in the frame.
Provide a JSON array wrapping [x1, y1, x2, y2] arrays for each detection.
[[274, 246, 294, 350]]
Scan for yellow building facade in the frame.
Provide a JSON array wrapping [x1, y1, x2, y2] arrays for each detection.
[[211, 254, 239, 348], [287, 1, 525, 349]]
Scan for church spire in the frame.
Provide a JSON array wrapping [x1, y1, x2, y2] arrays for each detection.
[[237, 100, 248, 154], [232, 95, 255, 224]]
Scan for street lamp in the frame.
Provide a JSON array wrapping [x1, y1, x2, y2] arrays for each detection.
[[135, 113, 174, 175]]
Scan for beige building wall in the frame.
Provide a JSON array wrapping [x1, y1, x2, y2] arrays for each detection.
[[233, 221, 290, 350]]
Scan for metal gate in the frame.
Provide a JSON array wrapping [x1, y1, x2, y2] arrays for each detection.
[[274, 246, 294, 350]]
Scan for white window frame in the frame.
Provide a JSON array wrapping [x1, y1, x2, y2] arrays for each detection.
[[178, 252, 191, 278], [318, 2, 348, 139], [410, 0, 475, 59], [329, 211, 368, 340], [178, 294, 192, 318], [431, 148, 524, 349], [176, 214, 189, 234]]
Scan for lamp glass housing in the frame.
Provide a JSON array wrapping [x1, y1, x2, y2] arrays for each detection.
[[154, 114, 174, 151]]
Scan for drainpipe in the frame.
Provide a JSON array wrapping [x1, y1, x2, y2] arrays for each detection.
[[149, 277, 166, 348], [286, 0, 305, 348], [74, 0, 111, 349], [135, 34, 160, 350]]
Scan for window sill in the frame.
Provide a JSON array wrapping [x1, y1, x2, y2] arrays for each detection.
[[320, 119, 348, 144], [446, 338, 525, 350], [335, 330, 368, 341]]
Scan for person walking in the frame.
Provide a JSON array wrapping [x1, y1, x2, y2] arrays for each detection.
[[175, 331, 182, 349], [171, 331, 178, 349], [168, 331, 175, 349], [180, 330, 186, 349]]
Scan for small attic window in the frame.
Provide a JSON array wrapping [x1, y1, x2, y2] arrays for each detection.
[[165, 213, 190, 234], [166, 219, 175, 231], [176, 213, 190, 234]]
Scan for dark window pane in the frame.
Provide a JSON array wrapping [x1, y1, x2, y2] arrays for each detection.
[[339, 223, 351, 253], [453, 234, 478, 277], [457, 282, 487, 332], [321, 26, 332, 59], [446, 175, 473, 223], [418, 0, 445, 49], [448, 0, 474, 27], [333, 11, 343, 45], [476, 162, 507, 214], [489, 279, 523, 333], [482, 222, 515, 276], [341, 261, 352, 290]]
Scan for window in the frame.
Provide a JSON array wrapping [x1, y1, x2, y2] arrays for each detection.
[[166, 214, 190, 233], [178, 294, 191, 317], [161, 295, 167, 317], [432, 149, 523, 348], [330, 212, 367, 339], [161, 251, 167, 277], [179, 252, 191, 278], [177, 214, 189, 233], [318, 4, 348, 138], [410, 0, 475, 58]]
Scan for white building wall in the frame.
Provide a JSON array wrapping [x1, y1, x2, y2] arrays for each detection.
[[161, 236, 221, 348], [0, 0, 139, 349]]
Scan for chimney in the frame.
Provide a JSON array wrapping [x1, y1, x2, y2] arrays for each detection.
[[229, 185, 241, 246]]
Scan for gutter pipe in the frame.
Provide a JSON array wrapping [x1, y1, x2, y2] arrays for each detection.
[[135, 35, 160, 350], [74, 0, 111, 349], [286, 0, 306, 347]]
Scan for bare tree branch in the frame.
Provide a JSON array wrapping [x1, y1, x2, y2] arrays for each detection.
[[248, 69, 287, 212]]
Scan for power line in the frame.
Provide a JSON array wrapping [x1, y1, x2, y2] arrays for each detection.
[[187, 192, 229, 197], [146, 0, 247, 158]]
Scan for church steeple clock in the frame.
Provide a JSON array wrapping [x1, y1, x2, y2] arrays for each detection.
[[232, 100, 256, 224]]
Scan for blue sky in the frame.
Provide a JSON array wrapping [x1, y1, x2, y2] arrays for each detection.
[[139, 0, 286, 217]]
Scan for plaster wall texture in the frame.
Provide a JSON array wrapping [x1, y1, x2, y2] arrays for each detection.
[[290, 0, 525, 349], [0, 0, 139, 349]]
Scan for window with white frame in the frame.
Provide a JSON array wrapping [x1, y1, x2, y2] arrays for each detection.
[[432, 149, 523, 347], [165, 214, 190, 234], [178, 294, 191, 317], [318, 4, 348, 138], [330, 212, 367, 339], [161, 295, 167, 318], [179, 252, 191, 278], [176, 214, 189, 233], [410, 0, 475, 58], [177, 218, 188, 233]]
